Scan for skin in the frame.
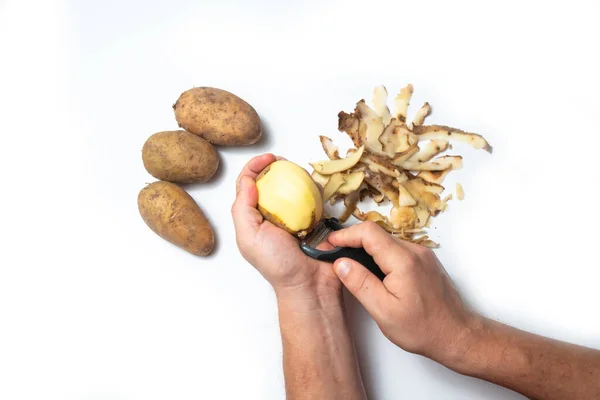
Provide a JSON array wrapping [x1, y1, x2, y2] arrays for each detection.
[[231, 154, 367, 400], [142, 130, 219, 184], [174, 87, 262, 146], [232, 153, 600, 400], [138, 181, 214, 256], [328, 221, 600, 400]]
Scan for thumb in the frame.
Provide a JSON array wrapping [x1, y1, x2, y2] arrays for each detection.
[[333, 258, 393, 320], [231, 176, 262, 236], [236, 176, 258, 207]]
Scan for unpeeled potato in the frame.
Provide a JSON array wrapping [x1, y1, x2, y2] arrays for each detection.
[[173, 87, 262, 146], [142, 130, 219, 184], [137, 181, 215, 256]]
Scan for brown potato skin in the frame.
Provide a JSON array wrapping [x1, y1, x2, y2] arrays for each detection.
[[173, 87, 262, 146], [142, 130, 219, 184], [138, 181, 214, 256]]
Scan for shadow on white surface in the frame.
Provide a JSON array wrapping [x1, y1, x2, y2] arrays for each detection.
[[219, 117, 276, 157]]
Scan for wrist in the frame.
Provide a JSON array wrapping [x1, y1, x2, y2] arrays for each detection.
[[436, 314, 526, 378], [436, 315, 535, 392], [430, 312, 490, 373], [275, 282, 343, 314]]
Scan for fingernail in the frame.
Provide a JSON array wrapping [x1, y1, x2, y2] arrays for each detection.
[[336, 260, 351, 278]]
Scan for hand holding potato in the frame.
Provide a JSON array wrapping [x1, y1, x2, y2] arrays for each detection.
[[231, 154, 341, 298]]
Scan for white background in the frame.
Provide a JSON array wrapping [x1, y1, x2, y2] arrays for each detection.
[[1, 0, 599, 399]]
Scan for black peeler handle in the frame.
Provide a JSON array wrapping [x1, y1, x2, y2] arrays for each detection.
[[301, 219, 386, 281], [330, 246, 386, 281]]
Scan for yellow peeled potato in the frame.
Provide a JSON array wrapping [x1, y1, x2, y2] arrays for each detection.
[[173, 87, 262, 146], [255, 160, 323, 238], [138, 181, 215, 256], [142, 130, 219, 184]]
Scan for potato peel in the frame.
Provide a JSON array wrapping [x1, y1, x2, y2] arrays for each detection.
[[411, 102, 431, 127], [339, 190, 360, 223], [413, 124, 493, 153], [337, 171, 365, 194], [390, 206, 417, 229], [361, 152, 402, 177], [311, 171, 330, 187], [417, 168, 452, 185], [319, 136, 340, 160], [310, 146, 365, 174], [392, 145, 420, 165], [356, 101, 386, 154], [398, 183, 417, 207], [379, 119, 401, 155], [401, 155, 462, 171], [373, 85, 393, 125], [456, 183, 465, 200], [394, 84, 413, 122], [323, 173, 346, 200], [408, 139, 449, 163], [313, 83, 491, 247], [338, 110, 361, 148]]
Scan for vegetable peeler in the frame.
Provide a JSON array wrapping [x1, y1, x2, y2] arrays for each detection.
[[300, 218, 386, 281]]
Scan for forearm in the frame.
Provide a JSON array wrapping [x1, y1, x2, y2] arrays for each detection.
[[276, 287, 367, 400], [444, 316, 600, 400]]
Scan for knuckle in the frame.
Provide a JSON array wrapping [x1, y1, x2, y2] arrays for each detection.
[[362, 220, 379, 233], [362, 221, 384, 251], [405, 252, 420, 268], [415, 245, 432, 258]]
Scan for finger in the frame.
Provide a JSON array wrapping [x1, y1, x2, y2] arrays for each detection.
[[328, 221, 411, 274], [231, 175, 263, 236], [333, 257, 394, 320], [234, 175, 259, 208], [236, 153, 277, 191], [329, 221, 395, 249], [316, 239, 335, 251]]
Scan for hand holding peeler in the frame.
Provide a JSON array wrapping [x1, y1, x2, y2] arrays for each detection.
[[300, 218, 386, 281]]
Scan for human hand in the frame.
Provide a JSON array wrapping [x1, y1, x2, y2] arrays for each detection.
[[328, 221, 479, 364], [231, 154, 341, 304]]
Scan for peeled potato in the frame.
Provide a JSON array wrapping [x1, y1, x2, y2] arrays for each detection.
[[173, 87, 262, 146], [138, 181, 215, 256], [142, 130, 219, 184], [255, 160, 323, 238]]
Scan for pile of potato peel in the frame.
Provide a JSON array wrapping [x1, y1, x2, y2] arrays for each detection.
[[309, 84, 492, 248]]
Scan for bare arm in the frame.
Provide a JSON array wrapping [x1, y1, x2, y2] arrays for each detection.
[[276, 288, 367, 400], [443, 317, 600, 400], [328, 221, 600, 400], [231, 154, 366, 400]]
